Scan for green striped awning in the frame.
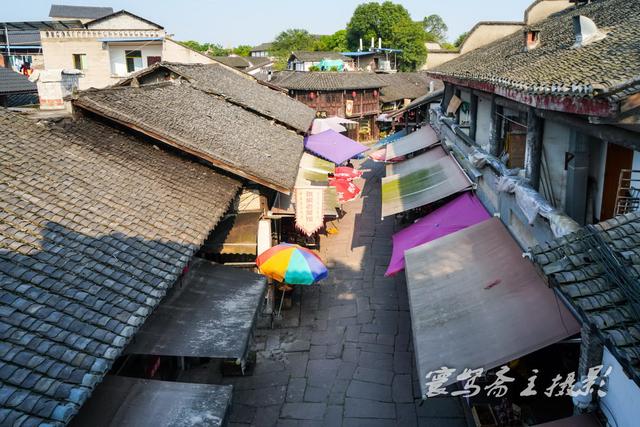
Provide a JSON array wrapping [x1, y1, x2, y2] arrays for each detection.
[[381, 151, 472, 217]]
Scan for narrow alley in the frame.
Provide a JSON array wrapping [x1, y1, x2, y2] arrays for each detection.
[[223, 159, 467, 426]]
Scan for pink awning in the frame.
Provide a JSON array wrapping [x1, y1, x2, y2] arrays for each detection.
[[385, 192, 491, 276]]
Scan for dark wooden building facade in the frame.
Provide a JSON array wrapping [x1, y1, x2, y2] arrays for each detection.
[[269, 71, 386, 142]]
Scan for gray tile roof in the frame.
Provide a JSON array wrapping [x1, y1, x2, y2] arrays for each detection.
[[210, 56, 252, 69], [269, 71, 387, 91], [74, 80, 305, 193], [0, 68, 37, 95], [119, 62, 314, 134], [429, 0, 640, 100], [290, 51, 351, 62], [531, 212, 640, 385], [378, 73, 432, 103], [48, 5, 113, 19], [0, 108, 241, 426], [251, 42, 272, 52]]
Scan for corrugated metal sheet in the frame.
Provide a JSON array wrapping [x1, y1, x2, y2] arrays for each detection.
[[404, 218, 580, 395], [69, 376, 232, 427]]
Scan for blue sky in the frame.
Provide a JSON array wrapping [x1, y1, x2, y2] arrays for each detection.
[[7, 0, 533, 46]]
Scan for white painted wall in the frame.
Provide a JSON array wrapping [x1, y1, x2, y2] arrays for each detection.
[[162, 39, 215, 65], [87, 14, 160, 30], [542, 120, 571, 210], [475, 96, 492, 152], [108, 44, 162, 77], [601, 348, 640, 427]]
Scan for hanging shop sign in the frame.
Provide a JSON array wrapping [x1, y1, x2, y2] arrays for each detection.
[[345, 99, 354, 117], [295, 187, 325, 236]]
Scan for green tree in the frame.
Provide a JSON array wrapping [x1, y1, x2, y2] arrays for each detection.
[[314, 30, 348, 52], [345, 1, 428, 71], [272, 29, 316, 55], [346, 1, 413, 50], [180, 40, 210, 52], [391, 20, 427, 71], [423, 14, 448, 42], [232, 45, 253, 56], [454, 31, 469, 48], [207, 44, 231, 56]]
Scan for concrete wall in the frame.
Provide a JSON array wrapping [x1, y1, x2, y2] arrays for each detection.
[[542, 120, 571, 210], [41, 34, 113, 89], [460, 24, 524, 55], [108, 43, 162, 77], [525, 0, 573, 25], [162, 39, 215, 65], [589, 139, 607, 221], [601, 348, 640, 427], [87, 14, 160, 30], [476, 96, 492, 152], [422, 51, 459, 70]]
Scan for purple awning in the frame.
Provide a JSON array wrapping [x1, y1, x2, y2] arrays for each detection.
[[304, 130, 368, 165], [385, 192, 491, 276]]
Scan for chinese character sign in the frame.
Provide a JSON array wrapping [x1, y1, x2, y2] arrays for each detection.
[[423, 365, 612, 399]]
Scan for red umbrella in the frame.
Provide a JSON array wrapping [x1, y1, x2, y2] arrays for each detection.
[[334, 166, 363, 180], [329, 177, 361, 202]]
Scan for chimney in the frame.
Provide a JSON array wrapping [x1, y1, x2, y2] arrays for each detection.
[[378, 37, 382, 49], [359, 38, 363, 51], [524, 28, 541, 51], [572, 15, 606, 48], [370, 37, 374, 50]]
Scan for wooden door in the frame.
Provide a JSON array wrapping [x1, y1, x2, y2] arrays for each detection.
[[601, 143, 634, 220]]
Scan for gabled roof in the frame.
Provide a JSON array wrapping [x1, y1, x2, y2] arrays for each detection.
[[210, 55, 252, 69], [378, 73, 432, 103], [117, 61, 314, 134], [0, 109, 240, 426], [532, 212, 640, 386], [269, 71, 387, 91], [290, 51, 352, 62], [251, 42, 273, 52], [429, 0, 640, 102], [84, 10, 164, 30], [0, 68, 37, 95], [49, 4, 113, 20], [73, 80, 305, 193]]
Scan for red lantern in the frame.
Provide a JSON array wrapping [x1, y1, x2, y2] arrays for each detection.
[[352, 91, 357, 98], [309, 91, 316, 100]]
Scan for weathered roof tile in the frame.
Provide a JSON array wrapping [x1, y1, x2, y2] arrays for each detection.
[[532, 212, 640, 385], [0, 108, 241, 425], [74, 81, 304, 193], [429, 0, 640, 100]]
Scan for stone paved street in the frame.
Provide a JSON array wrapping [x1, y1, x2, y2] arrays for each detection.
[[223, 160, 468, 426]]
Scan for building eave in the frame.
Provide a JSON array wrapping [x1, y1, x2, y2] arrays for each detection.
[[431, 74, 619, 118]]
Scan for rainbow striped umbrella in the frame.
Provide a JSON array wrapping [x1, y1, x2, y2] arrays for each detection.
[[256, 243, 328, 285]]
